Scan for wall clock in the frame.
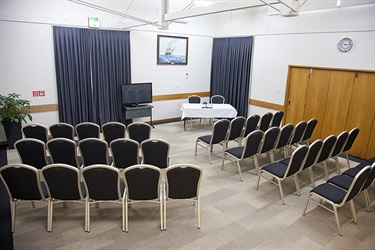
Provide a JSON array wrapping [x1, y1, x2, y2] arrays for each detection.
[[338, 38, 353, 52]]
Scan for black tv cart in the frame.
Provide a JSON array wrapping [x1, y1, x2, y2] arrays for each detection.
[[122, 104, 154, 128]]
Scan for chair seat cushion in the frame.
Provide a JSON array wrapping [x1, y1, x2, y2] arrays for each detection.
[[353, 161, 370, 170], [226, 147, 244, 158], [310, 183, 347, 204], [198, 135, 212, 144], [342, 168, 361, 178], [327, 175, 353, 190], [261, 162, 287, 178], [279, 158, 290, 166]]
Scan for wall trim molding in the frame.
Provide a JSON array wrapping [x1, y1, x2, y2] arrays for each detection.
[[249, 99, 284, 111], [153, 91, 210, 101]]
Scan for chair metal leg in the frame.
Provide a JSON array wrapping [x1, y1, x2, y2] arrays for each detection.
[[125, 200, 129, 232], [346, 152, 351, 168], [333, 205, 342, 236], [323, 161, 329, 180], [85, 200, 90, 232], [207, 146, 212, 164], [254, 156, 260, 176], [236, 159, 243, 182], [294, 174, 301, 196], [349, 200, 358, 224], [277, 179, 285, 205], [160, 199, 163, 231], [270, 151, 275, 163], [197, 198, 201, 229], [363, 190, 371, 212], [335, 156, 341, 174], [47, 199, 53, 232], [221, 153, 226, 171], [256, 173, 261, 191], [194, 141, 198, 156], [308, 167, 315, 187], [11, 201, 16, 233], [122, 201, 125, 232], [164, 197, 167, 230], [302, 195, 311, 216]]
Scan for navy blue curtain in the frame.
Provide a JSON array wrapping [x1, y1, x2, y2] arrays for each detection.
[[210, 37, 253, 117], [53, 27, 131, 126]]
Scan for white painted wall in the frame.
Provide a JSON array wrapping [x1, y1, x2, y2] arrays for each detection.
[[1, 1, 374, 141]]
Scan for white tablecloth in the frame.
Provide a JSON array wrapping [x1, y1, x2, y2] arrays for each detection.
[[180, 103, 237, 120]]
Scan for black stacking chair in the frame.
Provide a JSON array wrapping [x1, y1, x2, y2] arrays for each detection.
[[257, 127, 280, 163], [0, 164, 47, 232], [123, 164, 163, 232], [82, 164, 125, 232], [334, 162, 375, 212], [187, 95, 202, 126], [274, 123, 294, 158], [210, 95, 225, 104], [330, 131, 349, 173], [41, 164, 85, 232], [342, 127, 360, 168], [127, 122, 152, 145], [258, 112, 273, 132], [222, 130, 264, 181], [22, 123, 49, 143], [47, 138, 82, 168], [141, 138, 170, 169], [75, 122, 100, 141], [303, 165, 371, 236], [15, 138, 50, 169], [270, 110, 284, 128], [289, 121, 307, 148], [256, 145, 309, 205], [49, 122, 75, 140], [301, 118, 318, 145], [78, 138, 110, 167], [226, 116, 246, 148], [164, 164, 203, 229], [314, 135, 337, 180], [242, 114, 261, 142], [102, 122, 126, 145], [110, 138, 140, 170], [195, 119, 230, 164]]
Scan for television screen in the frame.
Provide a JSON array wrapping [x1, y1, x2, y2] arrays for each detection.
[[121, 82, 152, 107]]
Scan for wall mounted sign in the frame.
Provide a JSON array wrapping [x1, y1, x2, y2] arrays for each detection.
[[157, 35, 188, 65]]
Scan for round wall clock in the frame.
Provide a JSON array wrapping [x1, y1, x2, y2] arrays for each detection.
[[338, 38, 353, 52]]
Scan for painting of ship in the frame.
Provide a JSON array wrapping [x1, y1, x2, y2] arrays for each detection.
[[158, 35, 188, 65]]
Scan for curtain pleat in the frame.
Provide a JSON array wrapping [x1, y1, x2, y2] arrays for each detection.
[[53, 27, 131, 126], [210, 37, 253, 117]]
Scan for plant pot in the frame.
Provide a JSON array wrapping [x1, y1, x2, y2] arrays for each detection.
[[2, 120, 22, 149]]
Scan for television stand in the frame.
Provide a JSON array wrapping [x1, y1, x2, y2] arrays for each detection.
[[122, 104, 154, 128]]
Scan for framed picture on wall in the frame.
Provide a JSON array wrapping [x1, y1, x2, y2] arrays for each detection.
[[157, 35, 188, 65]]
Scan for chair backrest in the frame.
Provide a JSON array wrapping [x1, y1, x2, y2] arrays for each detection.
[[127, 122, 152, 144], [210, 95, 225, 104], [0, 164, 46, 201], [343, 127, 360, 152], [15, 138, 48, 169], [75, 122, 100, 141], [41, 164, 84, 200], [78, 138, 109, 167], [188, 95, 201, 104], [275, 123, 294, 150], [242, 130, 264, 159], [243, 114, 260, 137], [110, 138, 140, 169], [258, 112, 273, 132], [49, 122, 74, 140], [210, 119, 230, 144], [82, 165, 122, 201], [141, 138, 170, 169], [22, 123, 48, 143], [227, 116, 246, 141], [270, 110, 284, 128], [102, 122, 126, 145], [259, 127, 280, 154], [123, 164, 161, 200], [361, 163, 375, 191], [165, 164, 202, 199], [289, 121, 307, 145], [302, 139, 323, 170], [285, 145, 309, 178], [317, 135, 337, 163], [331, 131, 349, 157], [343, 165, 372, 205], [302, 118, 318, 141], [47, 138, 80, 168]]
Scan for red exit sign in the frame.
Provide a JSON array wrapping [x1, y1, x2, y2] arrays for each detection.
[[32, 90, 45, 97]]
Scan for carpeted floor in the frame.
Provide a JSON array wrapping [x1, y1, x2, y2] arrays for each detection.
[[3, 121, 375, 249]]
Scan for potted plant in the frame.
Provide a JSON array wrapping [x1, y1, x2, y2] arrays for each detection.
[[0, 93, 32, 149]]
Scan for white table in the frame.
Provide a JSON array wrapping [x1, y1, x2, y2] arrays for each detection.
[[180, 103, 238, 130]]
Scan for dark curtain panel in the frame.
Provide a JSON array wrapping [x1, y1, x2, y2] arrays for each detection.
[[91, 30, 131, 125], [53, 27, 93, 126], [210, 37, 253, 117], [53, 27, 131, 126]]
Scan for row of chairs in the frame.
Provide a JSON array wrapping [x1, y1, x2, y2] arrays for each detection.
[[0, 163, 202, 233], [22, 121, 153, 145], [188, 94, 225, 104], [14, 137, 171, 170]]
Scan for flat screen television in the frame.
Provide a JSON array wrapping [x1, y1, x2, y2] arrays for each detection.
[[121, 82, 153, 107]]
